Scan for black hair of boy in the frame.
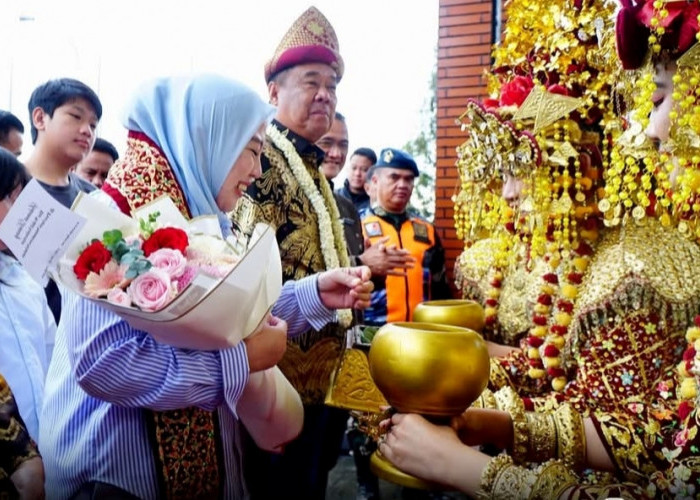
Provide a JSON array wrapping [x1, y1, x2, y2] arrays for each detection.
[[27, 78, 102, 144], [352, 147, 377, 165], [92, 138, 119, 162], [0, 148, 29, 199], [0, 111, 24, 144]]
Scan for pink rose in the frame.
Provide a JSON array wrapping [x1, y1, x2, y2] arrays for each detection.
[[147, 248, 186, 279], [107, 288, 132, 307], [127, 268, 175, 311], [176, 265, 199, 293]]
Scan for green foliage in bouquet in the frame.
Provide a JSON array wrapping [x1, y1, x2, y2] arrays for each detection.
[[101, 229, 152, 279]]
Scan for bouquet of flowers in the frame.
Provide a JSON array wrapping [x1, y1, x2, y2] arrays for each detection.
[[55, 194, 282, 350], [73, 212, 239, 312]]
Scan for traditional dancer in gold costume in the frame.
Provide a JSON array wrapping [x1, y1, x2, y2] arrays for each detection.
[[454, 0, 618, 354], [379, 1, 700, 497]]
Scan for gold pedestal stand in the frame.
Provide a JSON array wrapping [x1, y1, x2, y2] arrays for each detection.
[[370, 450, 445, 491]]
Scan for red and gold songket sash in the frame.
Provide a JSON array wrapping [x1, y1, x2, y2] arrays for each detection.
[[103, 131, 222, 500]]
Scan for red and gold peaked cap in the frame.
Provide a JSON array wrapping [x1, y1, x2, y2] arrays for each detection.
[[264, 6, 344, 83]]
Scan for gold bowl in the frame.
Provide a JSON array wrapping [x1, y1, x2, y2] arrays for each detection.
[[412, 299, 486, 333], [368, 322, 490, 416]]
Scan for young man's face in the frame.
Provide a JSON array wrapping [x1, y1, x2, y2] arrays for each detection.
[[348, 154, 372, 193], [316, 118, 349, 180], [33, 97, 98, 166], [0, 128, 23, 156], [75, 150, 114, 188], [269, 63, 338, 143]]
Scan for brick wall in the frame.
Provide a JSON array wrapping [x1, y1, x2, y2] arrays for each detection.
[[436, 0, 495, 290]]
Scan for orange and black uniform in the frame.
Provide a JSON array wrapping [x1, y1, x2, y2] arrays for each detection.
[[361, 207, 451, 325]]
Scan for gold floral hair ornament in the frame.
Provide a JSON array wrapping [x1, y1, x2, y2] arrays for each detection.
[[511, 86, 586, 134], [453, 99, 541, 245], [457, 99, 541, 182]]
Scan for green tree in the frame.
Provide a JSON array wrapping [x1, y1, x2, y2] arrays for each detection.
[[404, 63, 437, 221]]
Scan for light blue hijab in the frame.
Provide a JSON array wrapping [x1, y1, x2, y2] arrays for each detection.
[[124, 74, 275, 234]]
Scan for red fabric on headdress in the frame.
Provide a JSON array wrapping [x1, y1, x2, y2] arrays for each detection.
[[499, 75, 534, 107], [264, 6, 344, 82], [616, 0, 700, 69]]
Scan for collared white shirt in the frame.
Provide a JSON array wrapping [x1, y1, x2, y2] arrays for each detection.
[[0, 251, 56, 441]]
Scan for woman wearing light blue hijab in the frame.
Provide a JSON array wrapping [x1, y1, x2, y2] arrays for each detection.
[[122, 74, 271, 235], [40, 75, 373, 500]]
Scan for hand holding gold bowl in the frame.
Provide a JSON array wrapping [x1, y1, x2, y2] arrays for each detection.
[[368, 321, 490, 489]]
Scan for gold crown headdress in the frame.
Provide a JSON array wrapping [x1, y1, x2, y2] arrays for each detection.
[[453, 99, 541, 245]]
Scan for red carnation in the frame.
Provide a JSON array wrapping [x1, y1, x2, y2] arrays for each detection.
[[490, 278, 502, 288], [543, 345, 560, 357], [499, 76, 534, 107], [694, 315, 700, 328], [142, 227, 189, 257], [73, 240, 112, 280], [679, 401, 693, 421], [528, 336, 544, 348]]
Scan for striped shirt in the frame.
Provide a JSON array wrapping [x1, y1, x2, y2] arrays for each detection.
[[40, 275, 333, 500]]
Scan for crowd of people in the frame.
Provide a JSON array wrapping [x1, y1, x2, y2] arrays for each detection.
[[0, 5, 447, 500], [3, 1, 700, 499]]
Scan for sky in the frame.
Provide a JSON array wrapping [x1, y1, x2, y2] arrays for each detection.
[[0, 0, 438, 183]]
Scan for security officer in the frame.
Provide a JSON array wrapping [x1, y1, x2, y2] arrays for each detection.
[[362, 148, 452, 326]]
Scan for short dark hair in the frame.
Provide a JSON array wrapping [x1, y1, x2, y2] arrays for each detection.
[[28, 78, 102, 144], [0, 148, 29, 200], [365, 165, 377, 184], [351, 147, 377, 165], [92, 138, 119, 162], [0, 110, 24, 144]]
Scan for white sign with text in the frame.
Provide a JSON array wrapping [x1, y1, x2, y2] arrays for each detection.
[[0, 179, 86, 286]]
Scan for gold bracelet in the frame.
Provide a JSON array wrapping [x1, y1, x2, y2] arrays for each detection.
[[525, 412, 557, 463], [474, 388, 497, 409], [491, 463, 533, 499], [477, 454, 513, 499], [493, 387, 528, 463], [489, 357, 512, 389], [553, 404, 586, 471], [527, 460, 578, 500]]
